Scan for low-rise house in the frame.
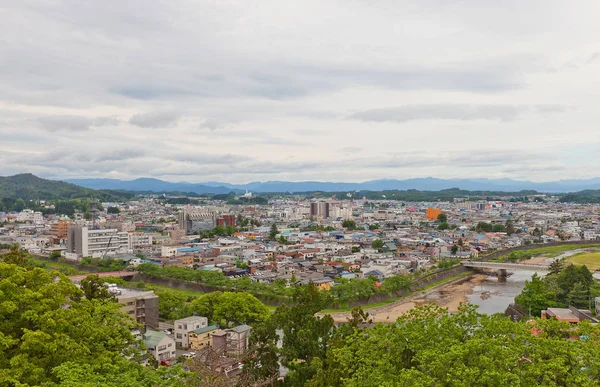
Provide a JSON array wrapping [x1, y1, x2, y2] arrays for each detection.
[[143, 330, 176, 362], [541, 306, 598, 323], [175, 316, 209, 349], [189, 324, 219, 350], [212, 325, 252, 355]]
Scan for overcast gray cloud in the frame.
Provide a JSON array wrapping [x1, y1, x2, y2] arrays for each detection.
[[129, 111, 181, 128], [36, 115, 119, 132], [1, 0, 600, 183], [349, 104, 567, 123]]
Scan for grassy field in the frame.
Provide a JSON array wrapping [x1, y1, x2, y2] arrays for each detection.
[[29, 257, 89, 275], [493, 244, 600, 262], [566, 252, 600, 271]]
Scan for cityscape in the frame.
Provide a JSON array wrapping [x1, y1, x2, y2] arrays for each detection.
[[3, 1, 600, 386]]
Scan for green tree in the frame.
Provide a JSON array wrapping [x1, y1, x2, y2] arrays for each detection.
[[437, 213, 447, 223], [368, 223, 380, 230], [492, 224, 506, 232], [269, 224, 279, 240], [155, 289, 193, 320], [273, 283, 334, 386], [191, 292, 269, 327], [371, 239, 384, 249], [342, 219, 357, 230], [505, 220, 516, 235], [0, 262, 186, 386], [1, 244, 30, 268], [80, 274, 116, 301], [515, 273, 557, 316], [11, 198, 26, 212], [213, 292, 270, 327], [84, 211, 92, 220], [438, 222, 449, 230], [476, 222, 493, 232], [107, 206, 120, 214], [49, 250, 62, 261], [451, 245, 458, 255], [567, 281, 590, 309], [548, 259, 565, 275]]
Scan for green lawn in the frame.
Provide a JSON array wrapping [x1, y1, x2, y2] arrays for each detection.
[[493, 244, 600, 262], [566, 252, 600, 271]]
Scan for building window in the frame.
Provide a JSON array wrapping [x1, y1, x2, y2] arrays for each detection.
[[168, 343, 172, 347], [176, 334, 182, 339], [158, 345, 166, 351]]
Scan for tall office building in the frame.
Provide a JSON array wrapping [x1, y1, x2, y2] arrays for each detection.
[[67, 225, 129, 257]]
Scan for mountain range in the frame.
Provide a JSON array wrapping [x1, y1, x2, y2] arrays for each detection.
[[65, 177, 600, 194]]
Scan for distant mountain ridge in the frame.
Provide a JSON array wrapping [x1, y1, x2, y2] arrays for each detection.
[[66, 176, 600, 194], [0, 174, 132, 201], [65, 178, 238, 194]]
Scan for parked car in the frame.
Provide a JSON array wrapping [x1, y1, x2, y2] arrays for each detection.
[[160, 360, 171, 367], [183, 352, 196, 359]]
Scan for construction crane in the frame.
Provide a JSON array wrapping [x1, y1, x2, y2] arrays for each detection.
[[102, 235, 113, 260]]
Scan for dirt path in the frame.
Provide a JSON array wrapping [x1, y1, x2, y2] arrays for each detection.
[[323, 274, 487, 323]]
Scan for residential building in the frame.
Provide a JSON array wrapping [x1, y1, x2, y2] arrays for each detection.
[[50, 220, 72, 240], [17, 209, 44, 223], [310, 201, 330, 219], [117, 288, 160, 329], [212, 325, 252, 355], [175, 316, 209, 349], [189, 324, 219, 350], [143, 330, 176, 362]]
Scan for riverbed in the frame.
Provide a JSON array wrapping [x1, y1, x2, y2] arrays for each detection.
[[466, 270, 537, 314], [326, 270, 539, 323]]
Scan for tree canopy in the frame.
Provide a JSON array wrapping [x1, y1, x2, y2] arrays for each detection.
[[0, 262, 187, 386]]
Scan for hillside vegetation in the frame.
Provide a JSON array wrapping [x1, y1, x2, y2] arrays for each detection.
[[560, 189, 600, 203], [0, 173, 132, 201]]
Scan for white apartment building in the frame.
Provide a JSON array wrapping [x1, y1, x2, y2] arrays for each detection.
[[129, 232, 154, 248], [174, 316, 208, 349], [17, 209, 44, 223], [66, 225, 130, 258]]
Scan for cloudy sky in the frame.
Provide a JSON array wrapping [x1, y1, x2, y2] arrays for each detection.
[[2, 0, 600, 183]]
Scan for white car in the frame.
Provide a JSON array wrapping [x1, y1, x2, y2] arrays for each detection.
[[183, 352, 196, 359]]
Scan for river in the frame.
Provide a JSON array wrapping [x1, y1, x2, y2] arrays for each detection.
[[466, 270, 538, 314]]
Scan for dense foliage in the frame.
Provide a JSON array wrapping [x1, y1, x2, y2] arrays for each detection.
[[0, 255, 187, 386], [241, 284, 600, 387], [515, 262, 599, 316], [137, 264, 415, 306]]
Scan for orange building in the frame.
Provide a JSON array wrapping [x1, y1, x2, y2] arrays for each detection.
[[426, 208, 442, 220], [50, 220, 72, 239]]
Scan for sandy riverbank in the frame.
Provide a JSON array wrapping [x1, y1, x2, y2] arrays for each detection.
[[326, 273, 489, 323]]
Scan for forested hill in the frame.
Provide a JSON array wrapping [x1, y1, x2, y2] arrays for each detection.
[[559, 189, 600, 203], [0, 174, 132, 201]]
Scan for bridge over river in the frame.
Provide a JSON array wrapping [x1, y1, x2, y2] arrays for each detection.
[[461, 261, 549, 279]]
